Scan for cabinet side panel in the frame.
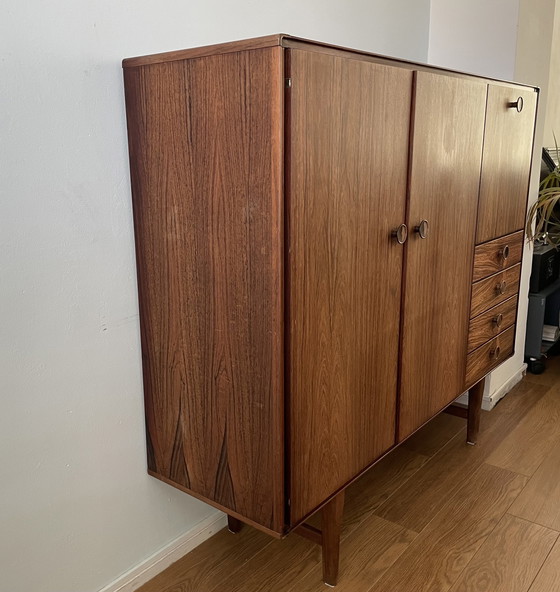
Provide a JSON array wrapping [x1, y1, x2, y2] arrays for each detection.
[[476, 86, 537, 244], [123, 47, 284, 532], [288, 49, 412, 523]]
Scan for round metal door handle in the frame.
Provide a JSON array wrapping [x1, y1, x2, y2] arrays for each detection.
[[391, 223, 408, 245], [489, 346, 501, 360], [499, 245, 510, 261], [414, 219, 429, 239], [492, 313, 504, 328], [508, 97, 524, 112], [496, 281, 507, 295]]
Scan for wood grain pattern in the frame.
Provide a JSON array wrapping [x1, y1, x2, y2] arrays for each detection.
[[448, 514, 558, 592], [398, 72, 486, 441], [124, 47, 285, 532], [509, 438, 560, 529], [528, 540, 560, 592], [486, 385, 560, 476], [373, 463, 528, 592], [290, 515, 415, 592], [476, 85, 537, 244], [465, 326, 515, 387], [287, 49, 413, 523], [375, 378, 547, 532], [470, 264, 521, 317], [123, 34, 283, 67], [472, 231, 524, 280], [468, 295, 518, 351]]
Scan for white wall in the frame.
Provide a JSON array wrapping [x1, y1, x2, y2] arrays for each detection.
[[544, 3, 560, 147], [429, 0, 557, 407], [428, 0, 520, 78], [0, 2, 430, 592]]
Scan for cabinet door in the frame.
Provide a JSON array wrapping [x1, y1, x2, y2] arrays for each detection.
[[398, 72, 487, 441], [287, 49, 413, 523], [476, 85, 537, 244]]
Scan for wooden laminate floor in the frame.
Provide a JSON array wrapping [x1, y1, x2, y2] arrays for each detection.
[[138, 359, 560, 592]]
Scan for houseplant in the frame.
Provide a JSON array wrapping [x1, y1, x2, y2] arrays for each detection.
[[526, 139, 560, 246]]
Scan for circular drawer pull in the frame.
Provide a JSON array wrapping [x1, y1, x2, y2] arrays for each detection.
[[508, 97, 524, 112], [499, 245, 510, 261], [489, 346, 501, 360], [495, 281, 507, 295], [414, 219, 429, 239], [391, 224, 408, 244], [492, 313, 504, 328]]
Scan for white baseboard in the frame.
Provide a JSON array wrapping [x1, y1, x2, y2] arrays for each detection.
[[98, 511, 227, 592], [482, 363, 527, 410], [454, 363, 527, 411]]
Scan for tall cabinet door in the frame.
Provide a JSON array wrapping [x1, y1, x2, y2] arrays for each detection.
[[287, 49, 413, 523], [476, 85, 537, 244], [398, 72, 487, 441]]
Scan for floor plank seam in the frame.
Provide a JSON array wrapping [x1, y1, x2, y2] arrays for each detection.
[[505, 512, 560, 534], [483, 459, 536, 477], [525, 532, 560, 592]]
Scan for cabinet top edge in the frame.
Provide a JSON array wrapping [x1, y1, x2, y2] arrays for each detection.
[[122, 34, 285, 68], [121, 33, 539, 90]]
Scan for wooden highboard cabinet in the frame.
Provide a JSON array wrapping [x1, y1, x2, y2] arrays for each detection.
[[123, 34, 538, 586]]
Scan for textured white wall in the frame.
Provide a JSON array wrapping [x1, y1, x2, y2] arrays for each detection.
[[0, 2, 430, 592]]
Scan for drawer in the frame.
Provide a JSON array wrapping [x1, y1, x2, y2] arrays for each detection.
[[470, 264, 521, 318], [472, 231, 524, 282], [468, 295, 518, 352], [466, 326, 515, 387]]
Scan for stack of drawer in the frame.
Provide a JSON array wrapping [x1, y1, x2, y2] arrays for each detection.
[[466, 231, 524, 387]]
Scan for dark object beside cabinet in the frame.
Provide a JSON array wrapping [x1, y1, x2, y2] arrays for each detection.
[[530, 243, 560, 293]]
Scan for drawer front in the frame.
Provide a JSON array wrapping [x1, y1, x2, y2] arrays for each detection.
[[472, 231, 524, 282], [468, 296, 518, 352], [471, 264, 521, 318], [466, 326, 515, 387]]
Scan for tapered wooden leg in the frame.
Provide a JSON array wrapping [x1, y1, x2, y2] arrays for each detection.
[[227, 515, 242, 534], [321, 490, 345, 587], [467, 379, 485, 445]]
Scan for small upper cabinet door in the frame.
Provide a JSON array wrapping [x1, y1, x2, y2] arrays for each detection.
[[476, 85, 537, 244]]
